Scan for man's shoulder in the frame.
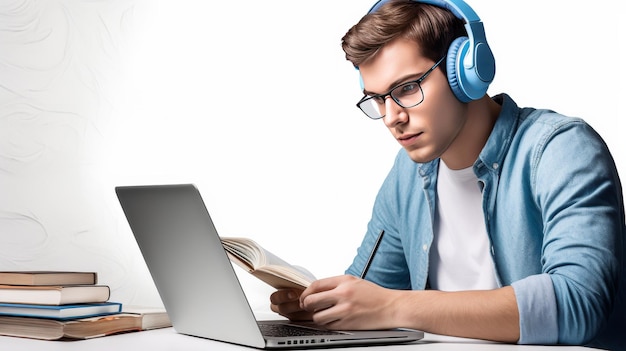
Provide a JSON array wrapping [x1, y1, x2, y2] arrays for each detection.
[[496, 94, 587, 132], [521, 108, 586, 129]]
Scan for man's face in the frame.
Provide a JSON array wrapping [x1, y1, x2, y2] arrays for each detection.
[[358, 38, 467, 164]]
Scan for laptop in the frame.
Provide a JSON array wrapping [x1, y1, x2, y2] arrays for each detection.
[[116, 184, 424, 349]]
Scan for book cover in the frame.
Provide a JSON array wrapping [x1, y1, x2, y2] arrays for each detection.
[[0, 302, 122, 320], [0, 271, 97, 286], [0, 285, 110, 305]]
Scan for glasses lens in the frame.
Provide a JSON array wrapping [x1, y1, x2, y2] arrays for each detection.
[[357, 81, 426, 120], [358, 97, 385, 119], [391, 82, 424, 108]]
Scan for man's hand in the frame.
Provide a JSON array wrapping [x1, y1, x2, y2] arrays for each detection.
[[299, 275, 398, 330], [270, 275, 400, 330]]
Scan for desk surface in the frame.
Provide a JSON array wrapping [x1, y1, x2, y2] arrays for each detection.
[[0, 327, 596, 350]]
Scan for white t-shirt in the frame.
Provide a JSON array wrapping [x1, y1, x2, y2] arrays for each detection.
[[428, 160, 499, 291]]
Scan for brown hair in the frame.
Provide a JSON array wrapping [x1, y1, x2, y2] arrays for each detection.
[[341, 0, 466, 74]]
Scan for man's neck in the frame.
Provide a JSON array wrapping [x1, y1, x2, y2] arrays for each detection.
[[440, 95, 501, 170]]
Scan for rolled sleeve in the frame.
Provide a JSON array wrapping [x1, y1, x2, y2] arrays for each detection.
[[512, 274, 558, 344]]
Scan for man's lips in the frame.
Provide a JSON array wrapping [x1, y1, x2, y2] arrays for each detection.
[[397, 132, 423, 147]]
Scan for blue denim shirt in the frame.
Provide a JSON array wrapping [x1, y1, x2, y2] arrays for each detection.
[[345, 94, 625, 349]]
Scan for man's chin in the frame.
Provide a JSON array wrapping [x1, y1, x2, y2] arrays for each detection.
[[405, 149, 436, 164]]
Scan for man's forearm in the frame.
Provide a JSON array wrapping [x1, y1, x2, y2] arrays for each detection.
[[392, 286, 520, 343]]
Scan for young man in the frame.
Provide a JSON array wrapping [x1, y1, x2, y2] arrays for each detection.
[[270, 0, 625, 349]]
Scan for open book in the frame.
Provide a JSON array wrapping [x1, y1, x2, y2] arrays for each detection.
[[221, 237, 315, 290]]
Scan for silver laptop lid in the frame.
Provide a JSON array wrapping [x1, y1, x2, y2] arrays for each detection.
[[116, 184, 266, 348]]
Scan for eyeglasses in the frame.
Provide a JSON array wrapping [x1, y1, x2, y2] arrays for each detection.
[[356, 56, 445, 120]]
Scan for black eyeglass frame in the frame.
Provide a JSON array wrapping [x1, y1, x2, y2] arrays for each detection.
[[356, 56, 446, 120]]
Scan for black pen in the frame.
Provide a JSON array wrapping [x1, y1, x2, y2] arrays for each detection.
[[360, 229, 385, 279]]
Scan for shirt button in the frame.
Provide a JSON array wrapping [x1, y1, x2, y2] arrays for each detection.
[[422, 244, 428, 252], [492, 163, 499, 170]]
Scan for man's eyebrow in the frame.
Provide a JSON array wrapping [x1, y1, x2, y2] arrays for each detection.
[[362, 72, 424, 96]]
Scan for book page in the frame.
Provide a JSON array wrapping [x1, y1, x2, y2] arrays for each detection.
[[221, 237, 264, 269], [222, 237, 299, 269], [255, 263, 315, 289], [221, 237, 316, 289]]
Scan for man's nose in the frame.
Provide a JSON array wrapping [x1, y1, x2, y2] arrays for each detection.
[[383, 96, 407, 127]]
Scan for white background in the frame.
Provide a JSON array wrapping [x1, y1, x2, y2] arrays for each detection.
[[1, 0, 624, 313]]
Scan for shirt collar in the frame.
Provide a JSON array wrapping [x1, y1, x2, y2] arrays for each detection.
[[474, 93, 519, 176]]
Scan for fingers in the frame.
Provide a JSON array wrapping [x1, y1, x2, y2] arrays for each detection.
[[300, 275, 358, 311], [270, 276, 362, 325], [300, 275, 353, 303], [270, 289, 313, 321], [300, 275, 387, 329], [270, 289, 300, 305], [301, 288, 336, 313]]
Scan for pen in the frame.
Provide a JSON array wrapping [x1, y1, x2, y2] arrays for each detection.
[[360, 229, 385, 279]]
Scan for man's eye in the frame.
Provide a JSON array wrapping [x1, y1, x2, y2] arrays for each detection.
[[395, 83, 419, 96]]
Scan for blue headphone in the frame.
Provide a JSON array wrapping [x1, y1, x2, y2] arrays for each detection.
[[363, 0, 495, 103]]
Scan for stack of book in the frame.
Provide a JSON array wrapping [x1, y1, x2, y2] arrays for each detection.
[[0, 271, 171, 340]]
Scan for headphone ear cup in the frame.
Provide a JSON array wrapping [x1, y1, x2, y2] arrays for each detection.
[[446, 36, 472, 103]]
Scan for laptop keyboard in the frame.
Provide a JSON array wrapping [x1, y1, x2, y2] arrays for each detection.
[[259, 323, 346, 337]]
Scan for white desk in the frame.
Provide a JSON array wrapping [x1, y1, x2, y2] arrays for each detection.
[[0, 327, 597, 350]]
